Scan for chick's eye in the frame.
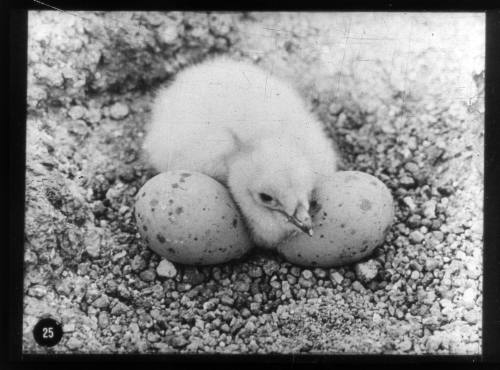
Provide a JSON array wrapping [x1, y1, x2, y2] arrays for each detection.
[[309, 199, 321, 215], [259, 193, 274, 203]]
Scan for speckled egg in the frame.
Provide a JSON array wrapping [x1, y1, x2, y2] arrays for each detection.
[[277, 171, 394, 267], [134, 171, 253, 265]]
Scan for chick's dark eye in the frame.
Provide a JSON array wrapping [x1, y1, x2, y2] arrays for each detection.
[[309, 199, 321, 214], [259, 193, 273, 202]]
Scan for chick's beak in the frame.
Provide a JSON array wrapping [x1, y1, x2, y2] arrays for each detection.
[[287, 204, 313, 237]]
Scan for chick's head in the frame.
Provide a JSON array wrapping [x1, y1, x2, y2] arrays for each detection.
[[227, 140, 318, 248]]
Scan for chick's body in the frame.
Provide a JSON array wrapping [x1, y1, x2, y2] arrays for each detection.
[[143, 58, 338, 248]]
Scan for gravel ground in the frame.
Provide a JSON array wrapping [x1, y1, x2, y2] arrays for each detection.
[[23, 11, 484, 354]]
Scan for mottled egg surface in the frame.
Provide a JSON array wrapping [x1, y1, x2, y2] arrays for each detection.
[[278, 171, 394, 267], [135, 171, 252, 265]]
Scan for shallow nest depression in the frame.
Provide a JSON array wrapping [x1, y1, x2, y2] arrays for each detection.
[[23, 11, 484, 354]]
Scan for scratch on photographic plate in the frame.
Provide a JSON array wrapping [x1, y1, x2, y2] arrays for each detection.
[[336, 15, 352, 94]]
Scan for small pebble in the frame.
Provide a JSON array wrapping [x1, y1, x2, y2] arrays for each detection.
[[404, 162, 419, 175], [68, 105, 86, 120], [103, 169, 116, 183], [462, 288, 476, 309], [432, 231, 444, 242], [170, 336, 188, 348], [66, 337, 83, 350], [425, 258, 440, 272], [249, 302, 261, 313], [92, 294, 110, 308], [437, 185, 454, 196], [400, 176, 415, 188], [220, 295, 235, 306], [301, 270, 313, 279], [244, 321, 256, 333], [85, 232, 101, 258], [422, 200, 437, 219], [86, 107, 102, 124], [147, 332, 160, 342], [409, 230, 425, 244], [425, 334, 443, 352], [290, 266, 301, 277], [241, 308, 251, 318], [439, 298, 453, 309], [29, 285, 47, 298], [399, 338, 413, 352], [354, 260, 379, 283], [98, 311, 109, 328], [403, 197, 417, 211], [351, 281, 365, 293], [431, 219, 442, 230], [313, 268, 327, 279], [270, 280, 281, 289], [109, 102, 129, 120], [111, 301, 129, 315], [234, 281, 250, 292], [118, 166, 136, 183], [202, 299, 217, 311], [248, 266, 263, 278], [183, 267, 206, 285], [262, 260, 279, 275], [330, 271, 344, 284], [159, 22, 179, 44], [328, 102, 343, 115], [298, 277, 313, 288], [110, 324, 122, 334], [130, 255, 146, 272], [409, 261, 423, 272], [156, 259, 177, 278], [140, 269, 156, 282], [67, 119, 89, 136], [91, 201, 107, 217], [410, 270, 420, 280], [463, 310, 479, 324], [177, 283, 192, 292], [407, 214, 421, 228]]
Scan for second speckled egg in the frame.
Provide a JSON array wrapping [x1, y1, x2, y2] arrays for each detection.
[[277, 171, 394, 267]]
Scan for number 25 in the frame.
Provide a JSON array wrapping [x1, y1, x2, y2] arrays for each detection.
[[42, 327, 54, 339]]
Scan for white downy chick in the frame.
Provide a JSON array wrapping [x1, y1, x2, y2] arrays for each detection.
[[143, 57, 338, 248]]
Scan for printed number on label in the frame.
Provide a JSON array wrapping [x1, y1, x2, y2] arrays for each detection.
[[42, 327, 54, 339]]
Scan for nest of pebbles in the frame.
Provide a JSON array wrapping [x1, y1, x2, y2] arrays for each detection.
[[23, 11, 483, 354]]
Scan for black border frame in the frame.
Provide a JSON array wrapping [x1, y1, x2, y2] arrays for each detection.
[[6, 1, 500, 368]]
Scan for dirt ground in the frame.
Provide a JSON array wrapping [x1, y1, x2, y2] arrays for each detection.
[[23, 11, 484, 354]]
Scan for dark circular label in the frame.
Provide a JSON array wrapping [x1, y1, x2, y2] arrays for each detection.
[[33, 317, 63, 347]]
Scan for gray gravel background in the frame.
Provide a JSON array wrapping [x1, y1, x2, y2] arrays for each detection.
[[23, 11, 484, 354]]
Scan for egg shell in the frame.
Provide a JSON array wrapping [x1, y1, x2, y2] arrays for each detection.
[[277, 171, 394, 267], [134, 171, 253, 265]]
